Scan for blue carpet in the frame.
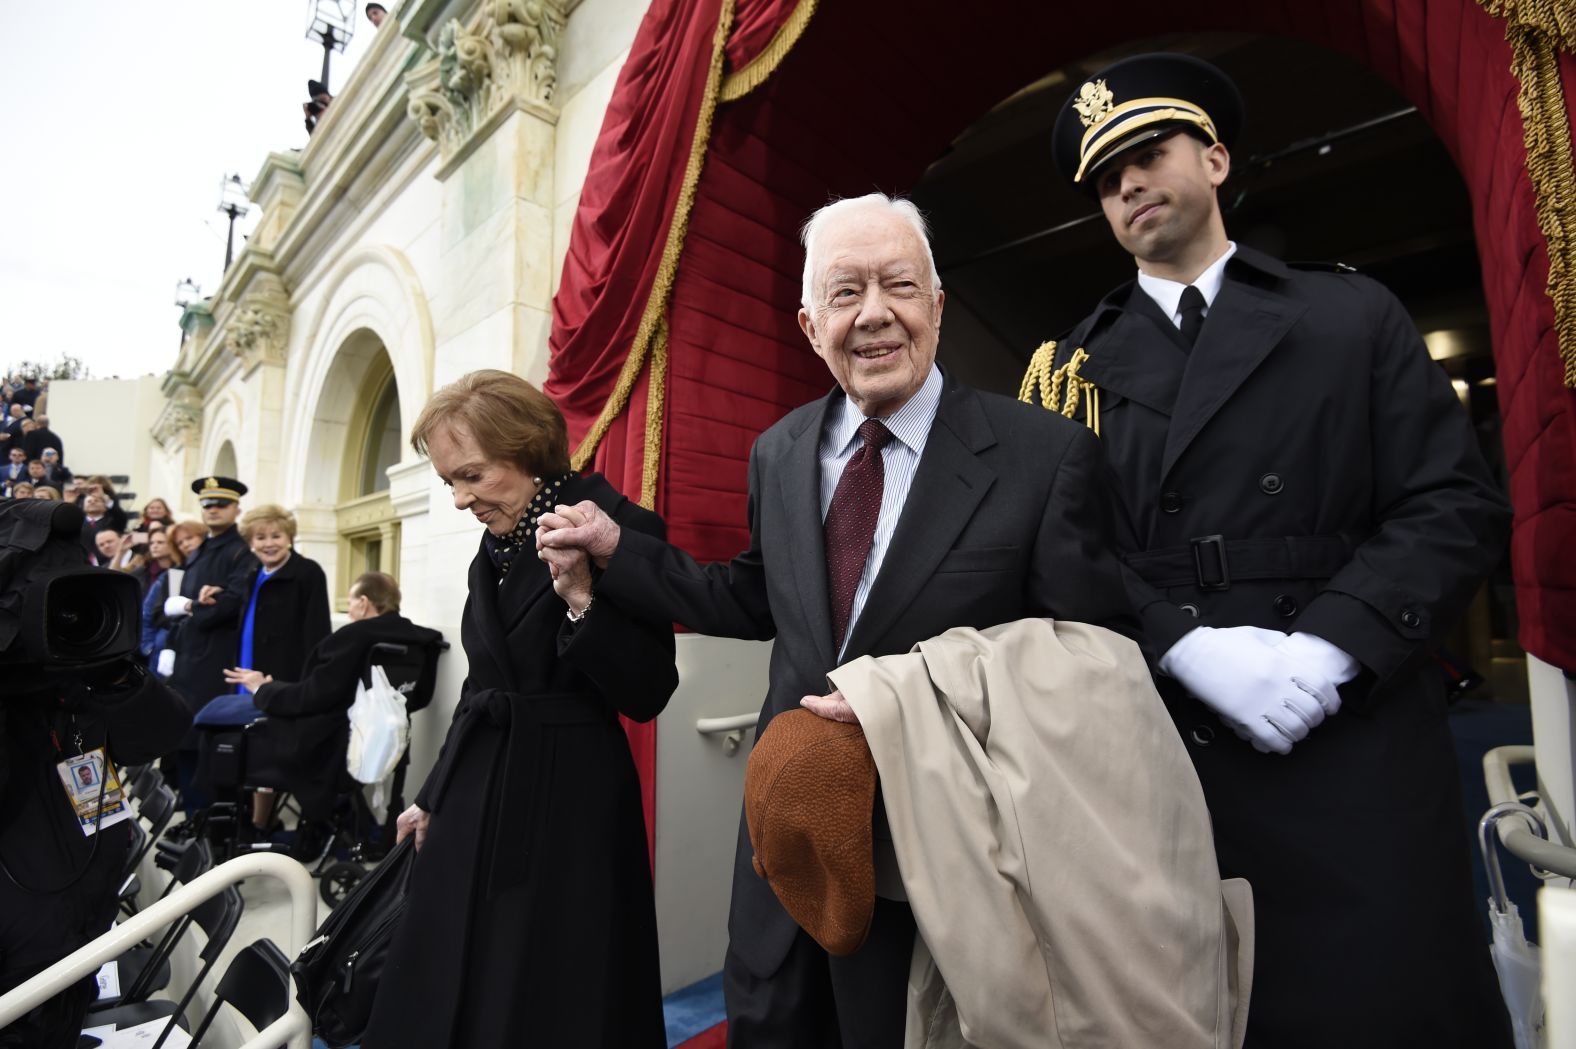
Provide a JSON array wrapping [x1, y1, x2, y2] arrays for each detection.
[[664, 971, 726, 1046]]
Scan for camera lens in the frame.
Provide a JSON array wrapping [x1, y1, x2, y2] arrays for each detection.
[[46, 576, 122, 659]]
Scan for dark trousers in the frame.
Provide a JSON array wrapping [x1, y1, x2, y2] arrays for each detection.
[[724, 897, 915, 1049]]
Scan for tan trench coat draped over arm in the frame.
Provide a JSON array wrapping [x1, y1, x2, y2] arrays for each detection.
[[830, 619, 1253, 1049]]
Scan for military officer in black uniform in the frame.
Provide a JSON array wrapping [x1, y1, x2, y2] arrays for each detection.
[[165, 476, 254, 806], [1029, 53, 1512, 1047]]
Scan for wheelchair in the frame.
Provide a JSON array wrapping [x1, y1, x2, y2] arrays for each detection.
[[173, 635, 446, 905]]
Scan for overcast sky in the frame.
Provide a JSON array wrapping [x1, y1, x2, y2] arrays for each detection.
[[0, 2, 378, 380]]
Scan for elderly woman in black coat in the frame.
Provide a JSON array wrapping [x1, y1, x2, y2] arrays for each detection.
[[362, 370, 677, 1049]]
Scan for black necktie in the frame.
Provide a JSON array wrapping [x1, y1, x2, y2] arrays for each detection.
[[1178, 285, 1206, 348]]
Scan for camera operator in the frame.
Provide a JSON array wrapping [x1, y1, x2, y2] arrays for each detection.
[[0, 500, 191, 1049]]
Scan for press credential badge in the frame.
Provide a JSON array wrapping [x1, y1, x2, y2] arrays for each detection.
[[55, 749, 132, 836]]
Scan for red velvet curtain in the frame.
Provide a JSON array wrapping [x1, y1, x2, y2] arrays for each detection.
[[550, 0, 1576, 855]]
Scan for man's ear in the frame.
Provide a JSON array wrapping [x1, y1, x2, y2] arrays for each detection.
[[798, 307, 819, 353], [1204, 141, 1231, 189]]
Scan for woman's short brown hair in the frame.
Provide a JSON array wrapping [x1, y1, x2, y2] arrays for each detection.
[[239, 504, 298, 542], [409, 370, 570, 477], [351, 571, 401, 613], [166, 521, 205, 564]]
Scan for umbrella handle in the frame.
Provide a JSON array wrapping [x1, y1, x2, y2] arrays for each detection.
[[1479, 801, 1548, 915]]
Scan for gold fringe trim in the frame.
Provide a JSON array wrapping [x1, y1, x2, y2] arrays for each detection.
[[719, 0, 817, 103], [1479, 0, 1576, 386], [570, 0, 737, 507], [1018, 341, 1100, 436]]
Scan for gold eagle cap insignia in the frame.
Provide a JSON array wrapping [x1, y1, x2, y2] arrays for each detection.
[[206, 477, 218, 489], [1074, 78, 1115, 128]]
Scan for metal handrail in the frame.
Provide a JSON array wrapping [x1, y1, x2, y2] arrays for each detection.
[[695, 713, 758, 735], [1483, 745, 1576, 881], [0, 852, 316, 1049]]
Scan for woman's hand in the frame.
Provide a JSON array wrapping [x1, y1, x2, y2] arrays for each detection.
[[223, 667, 272, 693], [539, 504, 594, 615], [197, 584, 224, 606], [396, 804, 431, 851]]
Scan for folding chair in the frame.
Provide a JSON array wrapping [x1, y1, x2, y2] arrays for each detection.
[[183, 938, 293, 1049], [101, 840, 216, 1006]]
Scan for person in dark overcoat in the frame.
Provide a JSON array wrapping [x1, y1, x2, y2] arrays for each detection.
[[362, 370, 677, 1049], [164, 477, 254, 809], [226, 571, 443, 826], [1030, 53, 1513, 1047]]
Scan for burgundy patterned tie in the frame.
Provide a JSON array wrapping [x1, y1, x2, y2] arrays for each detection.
[[825, 419, 893, 649]]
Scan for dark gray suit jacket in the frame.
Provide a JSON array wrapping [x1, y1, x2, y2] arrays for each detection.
[[599, 371, 1137, 977]]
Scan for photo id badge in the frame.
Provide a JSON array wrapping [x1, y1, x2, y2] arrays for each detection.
[[55, 749, 132, 836]]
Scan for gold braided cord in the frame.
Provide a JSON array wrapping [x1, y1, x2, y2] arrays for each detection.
[[570, 0, 738, 507], [719, 0, 817, 102], [1479, 0, 1576, 386], [1018, 341, 1100, 435]]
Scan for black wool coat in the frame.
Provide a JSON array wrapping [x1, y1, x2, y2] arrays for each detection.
[[363, 473, 677, 1049], [232, 553, 332, 682], [251, 612, 442, 819], [167, 526, 254, 715], [1042, 245, 1513, 1048]]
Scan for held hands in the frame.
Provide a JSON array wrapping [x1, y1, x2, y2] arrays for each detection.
[[395, 804, 431, 852], [535, 500, 622, 570], [223, 667, 272, 694], [537, 504, 594, 615], [801, 689, 859, 724], [1159, 625, 1343, 755]]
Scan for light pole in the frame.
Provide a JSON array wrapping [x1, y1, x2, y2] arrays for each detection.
[[217, 175, 250, 271], [306, 0, 355, 94], [174, 278, 201, 349]]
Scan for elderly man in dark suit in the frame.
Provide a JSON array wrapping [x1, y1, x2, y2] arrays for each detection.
[[538, 193, 1136, 1049]]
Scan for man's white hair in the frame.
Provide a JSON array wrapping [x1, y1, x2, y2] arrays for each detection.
[[800, 193, 942, 307]]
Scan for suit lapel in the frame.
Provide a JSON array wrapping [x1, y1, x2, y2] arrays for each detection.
[[1160, 273, 1305, 477], [843, 382, 996, 658], [779, 392, 838, 670]]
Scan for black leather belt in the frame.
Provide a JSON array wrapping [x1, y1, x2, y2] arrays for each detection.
[[423, 688, 611, 897], [1126, 533, 1357, 591]]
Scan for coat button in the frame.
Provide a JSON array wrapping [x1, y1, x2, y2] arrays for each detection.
[[1160, 491, 1184, 513], [1272, 594, 1298, 617], [1259, 472, 1283, 495], [1178, 603, 1200, 618], [1190, 725, 1216, 746], [1400, 609, 1422, 628]]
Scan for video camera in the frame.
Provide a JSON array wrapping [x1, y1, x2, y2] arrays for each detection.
[[0, 500, 140, 679]]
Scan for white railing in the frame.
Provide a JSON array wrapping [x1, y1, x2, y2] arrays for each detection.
[[696, 712, 759, 755], [1483, 745, 1576, 880], [0, 852, 316, 1049]]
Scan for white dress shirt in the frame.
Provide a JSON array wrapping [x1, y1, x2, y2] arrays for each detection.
[[818, 365, 943, 659], [1136, 241, 1237, 329]]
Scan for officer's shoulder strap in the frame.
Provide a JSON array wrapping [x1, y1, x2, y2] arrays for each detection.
[[1286, 260, 1358, 274]]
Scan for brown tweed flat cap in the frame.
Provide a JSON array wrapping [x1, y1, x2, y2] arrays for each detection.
[[745, 709, 876, 956]]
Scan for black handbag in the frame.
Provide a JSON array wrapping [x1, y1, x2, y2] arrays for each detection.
[[291, 835, 416, 1047]]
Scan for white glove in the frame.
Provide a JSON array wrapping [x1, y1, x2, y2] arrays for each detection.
[[156, 649, 176, 676], [163, 595, 191, 618], [1274, 632, 1360, 716], [1160, 625, 1339, 754]]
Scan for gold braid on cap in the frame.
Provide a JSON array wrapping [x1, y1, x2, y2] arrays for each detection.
[[1018, 341, 1100, 436]]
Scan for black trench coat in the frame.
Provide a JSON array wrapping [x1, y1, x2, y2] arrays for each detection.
[[233, 553, 332, 682], [363, 473, 677, 1049], [1042, 246, 1512, 1048]]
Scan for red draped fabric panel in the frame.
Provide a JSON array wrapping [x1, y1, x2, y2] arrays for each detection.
[[549, 0, 1576, 853]]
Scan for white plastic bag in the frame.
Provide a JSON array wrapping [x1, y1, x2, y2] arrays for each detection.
[[346, 664, 409, 786]]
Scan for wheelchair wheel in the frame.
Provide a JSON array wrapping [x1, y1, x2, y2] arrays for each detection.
[[320, 861, 366, 907]]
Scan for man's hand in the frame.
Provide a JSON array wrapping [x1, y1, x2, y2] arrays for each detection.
[[395, 804, 431, 851], [1159, 625, 1339, 754], [535, 500, 622, 569], [540, 503, 595, 615], [223, 667, 272, 694], [197, 584, 224, 606], [801, 689, 859, 724]]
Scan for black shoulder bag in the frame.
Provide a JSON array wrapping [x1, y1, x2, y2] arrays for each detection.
[[291, 835, 416, 1047]]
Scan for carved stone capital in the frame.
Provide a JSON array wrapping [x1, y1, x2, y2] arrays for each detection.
[[403, 0, 565, 160], [153, 383, 203, 451], [225, 302, 291, 375]]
